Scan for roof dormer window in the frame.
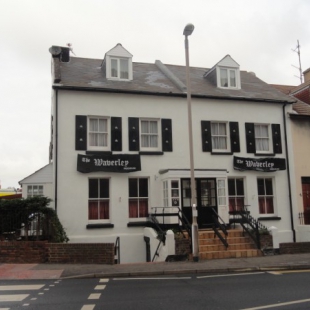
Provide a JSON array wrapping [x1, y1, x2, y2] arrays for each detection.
[[103, 43, 133, 81], [220, 68, 237, 88], [204, 55, 241, 90], [111, 58, 129, 79]]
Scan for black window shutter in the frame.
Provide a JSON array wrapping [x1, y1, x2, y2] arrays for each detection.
[[128, 117, 140, 151], [230, 122, 240, 153], [272, 124, 282, 154], [76, 115, 87, 150], [245, 123, 255, 153], [161, 119, 173, 152], [201, 121, 212, 152], [111, 117, 122, 151]]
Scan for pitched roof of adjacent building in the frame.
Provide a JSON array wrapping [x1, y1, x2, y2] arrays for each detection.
[[51, 51, 295, 104]]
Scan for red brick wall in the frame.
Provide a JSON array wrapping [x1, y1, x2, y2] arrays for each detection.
[[279, 242, 310, 254], [0, 242, 115, 264], [0, 241, 48, 263]]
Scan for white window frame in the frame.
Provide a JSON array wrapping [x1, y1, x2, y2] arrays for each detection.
[[254, 123, 272, 154], [217, 67, 240, 89], [228, 178, 245, 212], [211, 121, 230, 152], [140, 119, 161, 151], [27, 185, 43, 198], [128, 177, 149, 221], [257, 177, 275, 216], [88, 178, 110, 223], [87, 116, 110, 151], [110, 57, 130, 80]]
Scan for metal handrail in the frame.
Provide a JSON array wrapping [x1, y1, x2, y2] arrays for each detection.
[[114, 236, 120, 264], [211, 208, 228, 249]]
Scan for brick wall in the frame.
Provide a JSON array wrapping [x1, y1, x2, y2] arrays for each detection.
[[0, 241, 48, 263], [175, 238, 191, 256], [279, 242, 310, 254], [48, 243, 114, 264], [0, 242, 115, 264]]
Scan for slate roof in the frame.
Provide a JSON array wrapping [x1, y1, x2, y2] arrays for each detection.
[[53, 55, 295, 104]]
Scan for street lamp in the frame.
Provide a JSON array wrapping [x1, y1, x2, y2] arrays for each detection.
[[183, 23, 199, 262]]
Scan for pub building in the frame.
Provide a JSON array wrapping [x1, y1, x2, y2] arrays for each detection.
[[25, 44, 297, 263]]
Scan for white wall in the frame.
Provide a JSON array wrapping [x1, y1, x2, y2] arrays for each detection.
[[54, 90, 294, 262]]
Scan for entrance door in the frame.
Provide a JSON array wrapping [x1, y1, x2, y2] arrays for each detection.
[[302, 178, 310, 224], [181, 178, 218, 228]]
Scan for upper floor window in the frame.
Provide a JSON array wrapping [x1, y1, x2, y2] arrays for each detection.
[[128, 117, 172, 153], [254, 124, 270, 153], [111, 58, 129, 79], [27, 185, 43, 198], [220, 68, 237, 88], [245, 123, 282, 155], [140, 119, 160, 150], [88, 117, 110, 151], [211, 122, 229, 151]]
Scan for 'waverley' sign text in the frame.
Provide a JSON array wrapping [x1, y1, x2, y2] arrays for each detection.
[[77, 154, 141, 173], [233, 156, 286, 172]]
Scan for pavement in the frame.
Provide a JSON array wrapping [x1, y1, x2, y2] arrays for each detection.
[[1, 253, 310, 280]]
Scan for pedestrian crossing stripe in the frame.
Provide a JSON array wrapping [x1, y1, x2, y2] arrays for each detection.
[[0, 294, 29, 302], [0, 285, 44, 291]]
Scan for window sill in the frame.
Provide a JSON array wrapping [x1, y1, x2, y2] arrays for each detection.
[[86, 151, 113, 155], [139, 152, 164, 155], [211, 152, 233, 155], [258, 217, 281, 221], [127, 221, 148, 227], [254, 153, 275, 157], [86, 223, 114, 229]]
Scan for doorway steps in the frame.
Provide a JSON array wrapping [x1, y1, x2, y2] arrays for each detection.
[[198, 229, 262, 260]]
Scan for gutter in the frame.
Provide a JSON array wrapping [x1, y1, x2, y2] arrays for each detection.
[[283, 103, 296, 242], [52, 85, 295, 105], [55, 90, 58, 214]]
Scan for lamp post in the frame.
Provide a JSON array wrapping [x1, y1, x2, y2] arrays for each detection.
[[183, 23, 199, 262]]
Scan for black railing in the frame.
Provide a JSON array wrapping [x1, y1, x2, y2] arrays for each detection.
[[114, 236, 120, 264], [148, 207, 192, 254], [211, 209, 228, 249], [234, 206, 267, 249]]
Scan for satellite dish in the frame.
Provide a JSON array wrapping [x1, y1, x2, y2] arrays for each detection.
[[49, 46, 62, 56]]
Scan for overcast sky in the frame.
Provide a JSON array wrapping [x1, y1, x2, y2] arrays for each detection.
[[1, 0, 309, 189]]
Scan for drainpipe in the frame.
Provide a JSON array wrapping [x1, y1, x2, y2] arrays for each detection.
[[54, 90, 58, 214], [283, 103, 296, 242]]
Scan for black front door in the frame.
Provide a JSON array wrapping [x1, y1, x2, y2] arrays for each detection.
[[181, 178, 218, 228]]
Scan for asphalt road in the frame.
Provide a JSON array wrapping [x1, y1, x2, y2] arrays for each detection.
[[1, 270, 310, 309]]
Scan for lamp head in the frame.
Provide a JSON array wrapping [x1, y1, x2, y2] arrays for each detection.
[[183, 23, 195, 36]]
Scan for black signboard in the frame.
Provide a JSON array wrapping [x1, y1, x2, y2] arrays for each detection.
[[233, 156, 286, 172], [77, 154, 141, 173]]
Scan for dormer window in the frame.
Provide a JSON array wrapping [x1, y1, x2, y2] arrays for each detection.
[[103, 43, 133, 81], [220, 68, 237, 88], [204, 55, 241, 90], [111, 58, 129, 79]]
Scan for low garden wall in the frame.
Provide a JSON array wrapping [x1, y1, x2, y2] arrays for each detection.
[[0, 242, 115, 264], [279, 242, 310, 254]]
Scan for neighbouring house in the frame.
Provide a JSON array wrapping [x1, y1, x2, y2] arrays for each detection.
[[19, 163, 54, 209], [0, 188, 22, 199], [35, 43, 297, 263], [272, 68, 310, 241]]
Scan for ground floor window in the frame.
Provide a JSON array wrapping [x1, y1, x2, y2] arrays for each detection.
[[228, 178, 244, 212], [27, 185, 43, 197], [129, 178, 149, 218], [257, 178, 274, 214], [88, 178, 109, 220]]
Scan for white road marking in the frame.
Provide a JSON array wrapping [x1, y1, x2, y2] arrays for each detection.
[[23, 304, 29, 306], [268, 269, 310, 275], [197, 272, 265, 279], [0, 308, 10, 310], [31, 298, 37, 301], [81, 305, 95, 310], [0, 294, 29, 302], [0, 285, 44, 291], [88, 293, 101, 300], [113, 276, 191, 281], [241, 298, 310, 309], [99, 279, 109, 283], [94, 285, 106, 290]]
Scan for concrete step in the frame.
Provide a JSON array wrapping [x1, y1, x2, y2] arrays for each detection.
[[199, 242, 256, 252], [199, 249, 263, 260]]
